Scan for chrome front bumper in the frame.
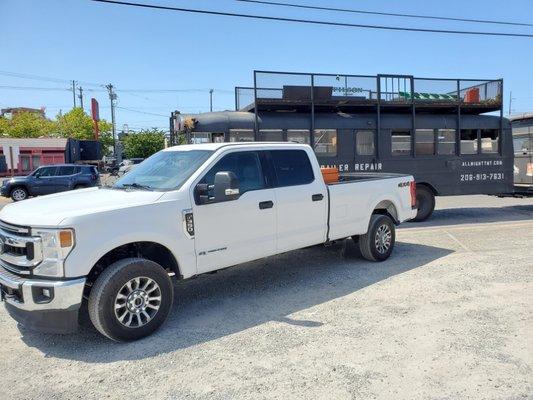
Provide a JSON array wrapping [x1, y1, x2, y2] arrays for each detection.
[[0, 265, 85, 312]]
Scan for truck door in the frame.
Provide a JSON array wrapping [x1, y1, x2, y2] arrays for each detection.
[[192, 150, 277, 273], [269, 149, 328, 252]]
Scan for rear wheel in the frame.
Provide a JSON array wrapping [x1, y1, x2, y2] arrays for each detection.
[[10, 187, 28, 201], [88, 257, 173, 342], [413, 186, 435, 222], [359, 214, 395, 262]]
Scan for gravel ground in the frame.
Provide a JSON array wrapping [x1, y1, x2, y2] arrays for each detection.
[[0, 195, 532, 400]]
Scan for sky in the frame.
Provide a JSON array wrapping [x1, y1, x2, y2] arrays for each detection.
[[1, 0, 532, 132]]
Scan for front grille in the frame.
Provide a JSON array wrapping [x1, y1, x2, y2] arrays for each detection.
[[0, 222, 42, 275], [0, 220, 30, 236], [4, 244, 26, 257], [1, 284, 23, 303]]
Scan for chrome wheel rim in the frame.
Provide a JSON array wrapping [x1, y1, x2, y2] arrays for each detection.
[[114, 277, 162, 328], [12, 189, 26, 201], [375, 224, 392, 254]]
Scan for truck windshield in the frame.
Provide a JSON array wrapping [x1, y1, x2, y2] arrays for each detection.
[[113, 150, 213, 191]]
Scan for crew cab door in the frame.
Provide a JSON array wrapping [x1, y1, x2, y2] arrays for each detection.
[[269, 149, 328, 252], [192, 150, 276, 274]]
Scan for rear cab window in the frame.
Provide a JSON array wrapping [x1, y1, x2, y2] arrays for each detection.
[[270, 149, 314, 187]]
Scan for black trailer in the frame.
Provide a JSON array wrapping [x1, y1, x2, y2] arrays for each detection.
[[171, 71, 513, 221]]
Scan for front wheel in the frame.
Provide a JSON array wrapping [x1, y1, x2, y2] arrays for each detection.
[[88, 258, 173, 341], [10, 187, 28, 201], [359, 214, 396, 262]]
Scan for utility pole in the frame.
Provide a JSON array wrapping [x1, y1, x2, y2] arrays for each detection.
[[106, 84, 118, 156], [508, 91, 512, 116], [209, 89, 214, 112], [78, 86, 84, 111], [71, 80, 77, 108]]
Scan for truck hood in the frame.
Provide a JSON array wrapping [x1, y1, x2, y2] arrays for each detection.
[[0, 187, 165, 227]]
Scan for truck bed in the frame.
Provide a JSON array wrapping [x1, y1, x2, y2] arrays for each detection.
[[329, 172, 411, 185]]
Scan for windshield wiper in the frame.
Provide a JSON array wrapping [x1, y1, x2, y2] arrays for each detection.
[[119, 183, 154, 191]]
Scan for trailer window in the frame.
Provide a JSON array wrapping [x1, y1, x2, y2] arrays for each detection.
[[314, 129, 337, 156], [438, 129, 456, 155], [229, 129, 254, 142], [287, 129, 310, 144], [391, 130, 411, 156], [461, 129, 478, 154], [513, 136, 532, 153], [356, 130, 375, 155], [480, 129, 498, 153], [260, 129, 283, 142], [415, 129, 435, 155]]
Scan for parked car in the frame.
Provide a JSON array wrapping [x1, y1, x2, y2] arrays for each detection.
[[0, 164, 100, 201], [0, 143, 416, 341], [108, 158, 144, 175]]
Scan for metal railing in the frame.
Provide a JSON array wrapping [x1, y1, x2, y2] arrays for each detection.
[[235, 71, 503, 110]]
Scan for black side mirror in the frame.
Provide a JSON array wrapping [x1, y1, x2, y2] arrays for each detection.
[[213, 171, 240, 202], [196, 171, 240, 205]]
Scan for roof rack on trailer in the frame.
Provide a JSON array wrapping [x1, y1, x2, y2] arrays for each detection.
[[235, 71, 503, 116]]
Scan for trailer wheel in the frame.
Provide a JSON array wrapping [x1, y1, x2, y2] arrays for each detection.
[[413, 186, 435, 222], [359, 214, 395, 262], [88, 257, 173, 342]]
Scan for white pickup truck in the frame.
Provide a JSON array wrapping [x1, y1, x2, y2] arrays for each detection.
[[0, 143, 416, 341]]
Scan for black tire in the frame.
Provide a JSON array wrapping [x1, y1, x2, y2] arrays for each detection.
[[359, 214, 396, 262], [73, 184, 86, 190], [413, 185, 435, 222], [88, 257, 173, 342], [10, 186, 28, 201]]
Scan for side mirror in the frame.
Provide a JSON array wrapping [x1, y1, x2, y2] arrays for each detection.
[[214, 171, 240, 202], [196, 171, 240, 204]]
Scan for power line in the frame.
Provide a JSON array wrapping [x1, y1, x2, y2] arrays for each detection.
[[0, 84, 233, 94], [89, 0, 533, 38], [236, 0, 533, 28], [0, 71, 103, 87], [115, 106, 169, 117], [0, 85, 70, 91], [117, 88, 234, 93]]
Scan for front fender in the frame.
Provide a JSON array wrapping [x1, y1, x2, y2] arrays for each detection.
[[61, 199, 196, 279]]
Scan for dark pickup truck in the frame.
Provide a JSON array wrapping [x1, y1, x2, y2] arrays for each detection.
[[1, 164, 99, 201]]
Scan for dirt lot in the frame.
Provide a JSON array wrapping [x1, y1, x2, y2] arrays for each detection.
[[0, 195, 532, 400]]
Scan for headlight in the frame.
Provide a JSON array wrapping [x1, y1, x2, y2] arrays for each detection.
[[30, 228, 75, 277]]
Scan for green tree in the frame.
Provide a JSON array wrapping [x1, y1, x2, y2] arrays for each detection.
[[56, 107, 111, 139], [122, 128, 166, 159], [55, 108, 113, 155], [0, 112, 56, 138]]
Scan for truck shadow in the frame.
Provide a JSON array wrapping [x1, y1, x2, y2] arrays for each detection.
[[19, 240, 452, 362], [402, 204, 533, 229]]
